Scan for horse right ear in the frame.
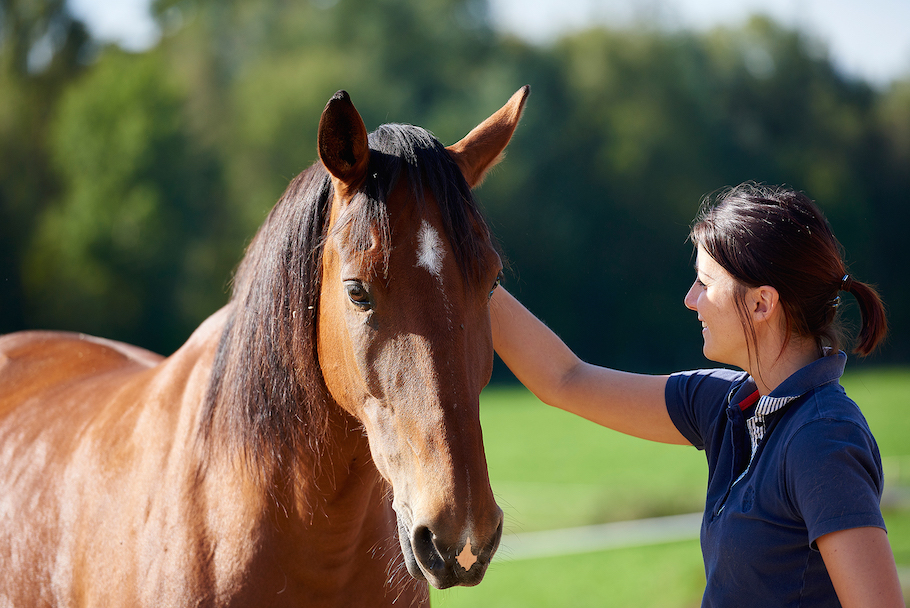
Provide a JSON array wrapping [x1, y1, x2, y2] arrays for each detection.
[[318, 90, 370, 199]]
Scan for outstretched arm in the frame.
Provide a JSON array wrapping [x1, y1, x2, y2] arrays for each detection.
[[490, 287, 689, 445]]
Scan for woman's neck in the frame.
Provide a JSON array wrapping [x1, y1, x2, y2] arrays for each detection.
[[749, 337, 819, 396]]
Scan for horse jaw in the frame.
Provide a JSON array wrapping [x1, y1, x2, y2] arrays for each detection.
[[355, 375, 503, 590]]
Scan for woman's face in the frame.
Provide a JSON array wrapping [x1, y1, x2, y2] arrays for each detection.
[[684, 245, 750, 369]]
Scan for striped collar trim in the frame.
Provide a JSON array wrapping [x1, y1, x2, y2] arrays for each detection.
[[739, 390, 798, 458], [739, 389, 797, 417], [756, 394, 796, 417]]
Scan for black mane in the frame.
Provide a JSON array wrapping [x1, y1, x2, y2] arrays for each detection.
[[200, 124, 494, 478]]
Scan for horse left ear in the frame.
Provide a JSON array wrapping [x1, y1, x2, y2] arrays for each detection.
[[318, 90, 370, 199], [447, 85, 530, 188]]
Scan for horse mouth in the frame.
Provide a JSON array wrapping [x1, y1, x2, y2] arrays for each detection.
[[394, 506, 502, 589]]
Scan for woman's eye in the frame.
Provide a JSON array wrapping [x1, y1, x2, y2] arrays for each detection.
[[345, 281, 372, 309]]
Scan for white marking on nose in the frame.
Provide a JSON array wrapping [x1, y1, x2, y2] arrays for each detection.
[[416, 220, 445, 278], [456, 537, 478, 570]]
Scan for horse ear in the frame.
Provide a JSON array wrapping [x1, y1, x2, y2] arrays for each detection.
[[447, 85, 530, 188], [318, 90, 370, 196]]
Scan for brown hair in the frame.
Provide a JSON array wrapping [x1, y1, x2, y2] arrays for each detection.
[[690, 183, 887, 358]]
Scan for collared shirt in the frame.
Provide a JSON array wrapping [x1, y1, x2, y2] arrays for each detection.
[[666, 353, 886, 608]]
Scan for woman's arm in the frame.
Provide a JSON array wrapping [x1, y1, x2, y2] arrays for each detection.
[[490, 287, 689, 445], [817, 526, 904, 608]]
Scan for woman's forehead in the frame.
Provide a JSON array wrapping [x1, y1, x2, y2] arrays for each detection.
[[695, 245, 728, 279]]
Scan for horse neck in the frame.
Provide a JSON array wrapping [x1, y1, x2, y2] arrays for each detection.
[[281, 401, 384, 520], [196, 336, 387, 545], [295, 422, 392, 561], [180, 300, 406, 598], [205, 399, 396, 599]]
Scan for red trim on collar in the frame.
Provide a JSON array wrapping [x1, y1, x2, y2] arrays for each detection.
[[738, 390, 761, 411]]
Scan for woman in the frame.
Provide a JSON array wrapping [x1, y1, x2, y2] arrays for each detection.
[[490, 183, 903, 607]]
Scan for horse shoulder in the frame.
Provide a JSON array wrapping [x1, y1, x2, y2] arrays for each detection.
[[0, 310, 232, 605]]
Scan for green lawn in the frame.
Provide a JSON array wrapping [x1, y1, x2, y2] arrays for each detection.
[[431, 368, 910, 607]]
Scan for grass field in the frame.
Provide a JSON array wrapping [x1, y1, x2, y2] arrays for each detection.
[[431, 368, 910, 607]]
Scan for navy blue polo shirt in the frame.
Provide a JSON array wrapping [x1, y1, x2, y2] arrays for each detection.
[[666, 352, 886, 608]]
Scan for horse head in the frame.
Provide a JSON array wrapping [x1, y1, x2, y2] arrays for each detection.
[[315, 87, 528, 589]]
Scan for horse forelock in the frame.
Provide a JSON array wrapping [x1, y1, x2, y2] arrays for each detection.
[[365, 123, 496, 280], [201, 123, 498, 482]]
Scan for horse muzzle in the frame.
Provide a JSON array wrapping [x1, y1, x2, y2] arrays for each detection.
[[394, 505, 504, 589]]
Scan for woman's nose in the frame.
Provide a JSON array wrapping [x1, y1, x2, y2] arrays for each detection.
[[684, 283, 699, 312]]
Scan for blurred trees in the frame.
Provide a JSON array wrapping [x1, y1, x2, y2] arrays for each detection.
[[24, 49, 230, 352], [1, 0, 908, 373], [482, 17, 910, 371], [0, 0, 89, 332]]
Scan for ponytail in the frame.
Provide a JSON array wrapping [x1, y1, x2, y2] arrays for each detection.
[[843, 277, 888, 356]]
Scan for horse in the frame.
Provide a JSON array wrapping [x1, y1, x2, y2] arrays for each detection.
[[0, 85, 530, 607]]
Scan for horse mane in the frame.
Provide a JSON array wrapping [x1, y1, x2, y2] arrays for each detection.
[[201, 123, 494, 481]]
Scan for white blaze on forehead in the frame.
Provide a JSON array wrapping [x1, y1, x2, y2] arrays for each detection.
[[416, 220, 446, 278]]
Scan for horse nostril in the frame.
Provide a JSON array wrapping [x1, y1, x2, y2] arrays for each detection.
[[412, 525, 445, 572]]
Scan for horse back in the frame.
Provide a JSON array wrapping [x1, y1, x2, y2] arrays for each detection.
[[0, 331, 162, 412]]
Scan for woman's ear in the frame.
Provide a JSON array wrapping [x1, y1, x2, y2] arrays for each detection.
[[750, 285, 780, 322]]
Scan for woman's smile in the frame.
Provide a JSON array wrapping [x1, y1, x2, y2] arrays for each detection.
[[684, 246, 749, 369]]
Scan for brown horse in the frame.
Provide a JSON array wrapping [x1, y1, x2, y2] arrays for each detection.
[[0, 86, 529, 607]]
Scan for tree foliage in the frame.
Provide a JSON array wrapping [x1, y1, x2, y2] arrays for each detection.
[[1, 0, 908, 373], [23, 49, 229, 352], [0, 0, 89, 331]]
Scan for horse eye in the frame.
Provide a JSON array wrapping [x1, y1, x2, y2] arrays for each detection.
[[344, 281, 372, 309], [488, 273, 503, 299]]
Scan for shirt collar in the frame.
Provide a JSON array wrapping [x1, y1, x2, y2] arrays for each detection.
[[734, 352, 846, 460], [727, 350, 846, 407], [767, 350, 846, 400]]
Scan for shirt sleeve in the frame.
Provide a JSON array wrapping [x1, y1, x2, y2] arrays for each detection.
[[665, 368, 746, 450], [783, 416, 886, 548]]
